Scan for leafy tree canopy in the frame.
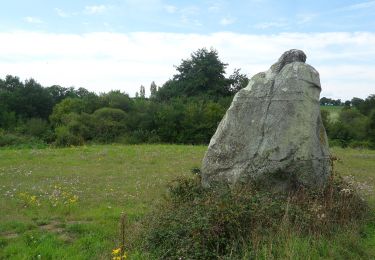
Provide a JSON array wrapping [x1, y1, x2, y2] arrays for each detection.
[[156, 48, 232, 100], [320, 97, 343, 106], [228, 68, 249, 93]]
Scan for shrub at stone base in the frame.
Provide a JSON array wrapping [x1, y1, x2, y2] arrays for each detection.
[[138, 175, 368, 259]]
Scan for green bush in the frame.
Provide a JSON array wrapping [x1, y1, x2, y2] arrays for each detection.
[[54, 126, 84, 147], [0, 110, 17, 129], [368, 109, 375, 149], [329, 139, 345, 147], [0, 132, 25, 146], [49, 98, 85, 126], [0, 131, 46, 148], [138, 175, 368, 259], [62, 112, 94, 141], [348, 140, 372, 149], [92, 107, 127, 143], [117, 130, 161, 144], [320, 109, 331, 130], [19, 118, 50, 139]]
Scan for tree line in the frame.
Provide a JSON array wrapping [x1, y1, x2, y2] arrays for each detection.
[[0, 48, 374, 148], [0, 48, 247, 147], [321, 95, 375, 149]]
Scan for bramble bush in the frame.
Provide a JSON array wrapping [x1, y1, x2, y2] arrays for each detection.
[[137, 171, 369, 259]]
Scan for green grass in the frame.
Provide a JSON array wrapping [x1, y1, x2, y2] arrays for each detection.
[[320, 105, 343, 122], [332, 147, 375, 206], [0, 144, 374, 259]]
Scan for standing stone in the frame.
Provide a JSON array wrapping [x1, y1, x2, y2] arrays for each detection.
[[201, 49, 331, 190]]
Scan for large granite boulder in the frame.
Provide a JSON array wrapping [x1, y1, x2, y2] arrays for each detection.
[[201, 49, 331, 190]]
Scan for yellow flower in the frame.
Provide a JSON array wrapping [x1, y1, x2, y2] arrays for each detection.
[[112, 248, 121, 255], [69, 195, 79, 203], [112, 257, 121, 260], [30, 195, 37, 202], [122, 253, 127, 259]]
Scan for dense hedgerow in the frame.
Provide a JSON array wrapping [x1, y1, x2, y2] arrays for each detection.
[[136, 173, 369, 259]]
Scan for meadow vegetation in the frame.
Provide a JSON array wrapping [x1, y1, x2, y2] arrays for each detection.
[[0, 145, 374, 259]]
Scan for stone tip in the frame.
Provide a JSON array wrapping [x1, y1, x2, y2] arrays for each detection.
[[279, 49, 307, 64], [271, 49, 307, 73]]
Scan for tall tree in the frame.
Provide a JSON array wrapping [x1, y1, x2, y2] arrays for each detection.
[[228, 68, 249, 93], [140, 85, 146, 98], [150, 81, 157, 98], [46, 85, 78, 104], [360, 95, 375, 115], [1, 76, 54, 120], [101, 90, 133, 112], [156, 48, 231, 100], [351, 97, 364, 108]]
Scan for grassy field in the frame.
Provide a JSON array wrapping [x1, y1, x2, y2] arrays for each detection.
[[320, 105, 343, 122], [0, 144, 374, 259]]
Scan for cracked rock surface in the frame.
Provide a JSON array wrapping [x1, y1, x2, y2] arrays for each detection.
[[201, 49, 331, 190]]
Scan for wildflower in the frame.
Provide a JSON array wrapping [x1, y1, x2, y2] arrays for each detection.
[[69, 195, 79, 203], [19, 192, 27, 198], [112, 247, 127, 259], [340, 188, 351, 195], [112, 248, 121, 255], [318, 213, 326, 220], [113, 254, 127, 259]]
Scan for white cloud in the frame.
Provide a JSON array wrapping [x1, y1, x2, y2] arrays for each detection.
[[254, 21, 288, 29], [208, 1, 224, 12], [0, 31, 374, 100], [180, 16, 202, 27], [296, 13, 318, 24], [84, 5, 109, 14], [208, 5, 220, 12], [164, 5, 177, 14], [180, 6, 200, 16], [23, 17, 43, 24], [339, 1, 375, 11], [220, 17, 235, 26], [178, 7, 202, 27], [54, 8, 70, 18]]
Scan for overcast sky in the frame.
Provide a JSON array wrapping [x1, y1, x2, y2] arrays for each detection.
[[0, 0, 374, 100]]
